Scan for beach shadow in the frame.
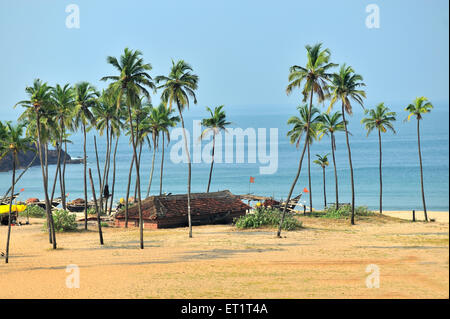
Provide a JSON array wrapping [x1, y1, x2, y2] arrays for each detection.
[[178, 247, 284, 261]]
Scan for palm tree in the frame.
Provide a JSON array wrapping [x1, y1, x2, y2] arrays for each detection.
[[318, 111, 346, 208], [313, 154, 330, 209], [15, 79, 57, 248], [140, 102, 161, 198], [200, 105, 231, 192], [405, 97, 433, 221], [50, 83, 75, 210], [93, 89, 121, 214], [1, 123, 34, 263], [101, 48, 156, 249], [108, 102, 124, 215], [287, 104, 321, 213], [278, 43, 336, 237], [156, 60, 199, 238], [361, 103, 396, 215], [158, 103, 179, 195], [73, 82, 98, 229], [328, 64, 366, 225]]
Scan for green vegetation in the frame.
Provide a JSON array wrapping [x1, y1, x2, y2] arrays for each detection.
[[46, 210, 78, 232], [235, 207, 303, 231], [19, 205, 46, 218], [321, 205, 373, 219]]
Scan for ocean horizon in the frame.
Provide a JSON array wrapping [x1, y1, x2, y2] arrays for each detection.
[[1, 104, 448, 212]]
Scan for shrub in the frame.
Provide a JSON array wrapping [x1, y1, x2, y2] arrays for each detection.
[[19, 205, 46, 218], [234, 207, 302, 231], [322, 205, 373, 219], [49, 210, 78, 232]]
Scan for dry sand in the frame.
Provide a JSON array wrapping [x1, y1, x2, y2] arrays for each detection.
[[0, 213, 448, 299], [383, 210, 449, 223]]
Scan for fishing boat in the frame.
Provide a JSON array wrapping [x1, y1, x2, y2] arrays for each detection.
[[0, 193, 19, 205], [0, 204, 26, 225], [33, 198, 62, 209]]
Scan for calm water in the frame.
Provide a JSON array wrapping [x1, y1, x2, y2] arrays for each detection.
[[1, 105, 448, 211]]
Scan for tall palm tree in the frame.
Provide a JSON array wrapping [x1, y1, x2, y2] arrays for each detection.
[[200, 105, 231, 193], [108, 101, 124, 215], [158, 103, 179, 195], [93, 89, 121, 214], [287, 104, 321, 212], [74, 82, 98, 229], [50, 83, 75, 210], [139, 102, 161, 198], [101, 48, 156, 249], [278, 43, 336, 237], [1, 123, 34, 263], [318, 111, 346, 208], [15, 79, 57, 248], [313, 153, 330, 209], [405, 97, 433, 221], [156, 60, 199, 238], [328, 64, 366, 225], [361, 103, 396, 215]]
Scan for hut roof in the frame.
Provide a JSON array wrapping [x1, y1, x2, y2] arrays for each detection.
[[115, 190, 251, 220]]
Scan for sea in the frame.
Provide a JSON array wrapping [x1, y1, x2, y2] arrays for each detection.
[[1, 104, 448, 211]]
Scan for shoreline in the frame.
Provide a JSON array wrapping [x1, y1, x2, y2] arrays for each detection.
[[383, 210, 449, 223]]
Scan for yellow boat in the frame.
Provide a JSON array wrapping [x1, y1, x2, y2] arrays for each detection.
[[0, 204, 27, 214]]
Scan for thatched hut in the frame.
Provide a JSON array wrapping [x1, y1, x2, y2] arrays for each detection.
[[114, 190, 251, 229]]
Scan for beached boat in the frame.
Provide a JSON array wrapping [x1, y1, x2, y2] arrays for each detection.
[[0, 204, 25, 225], [0, 193, 19, 205], [32, 198, 62, 209]]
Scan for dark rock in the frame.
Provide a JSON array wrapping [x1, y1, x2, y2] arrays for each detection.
[[0, 144, 84, 172]]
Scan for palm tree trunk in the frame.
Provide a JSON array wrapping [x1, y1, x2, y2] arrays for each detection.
[[126, 96, 144, 249], [50, 141, 62, 203], [134, 142, 143, 200], [109, 136, 119, 215], [104, 128, 113, 213], [159, 134, 165, 196], [5, 154, 16, 263], [146, 137, 157, 198], [125, 153, 135, 228], [341, 105, 355, 225], [94, 136, 103, 213], [88, 168, 103, 245], [3, 153, 37, 199], [62, 141, 67, 210], [36, 113, 57, 248], [101, 122, 110, 214], [417, 119, 428, 221], [307, 141, 312, 212], [331, 133, 339, 209], [83, 123, 88, 230], [323, 167, 327, 208], [206, 135, 216, 193], [278, 90, 313, 237], [177, 107, 192, 238], [378, 129, 383, 214]]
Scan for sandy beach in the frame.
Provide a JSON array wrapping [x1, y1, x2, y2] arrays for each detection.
[[383, 211, 449, 223], [0, 213, 448, 299]]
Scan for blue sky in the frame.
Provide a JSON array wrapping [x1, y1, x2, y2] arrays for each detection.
[[0, 0, 448, 120]]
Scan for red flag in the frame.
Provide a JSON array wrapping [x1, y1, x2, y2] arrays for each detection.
[[303, 187, 309, 193], [249, 176, 255, 183], [20, 188, 25, 192]]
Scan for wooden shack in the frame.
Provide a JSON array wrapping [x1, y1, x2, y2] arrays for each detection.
[[114, 190, 251, 229]]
